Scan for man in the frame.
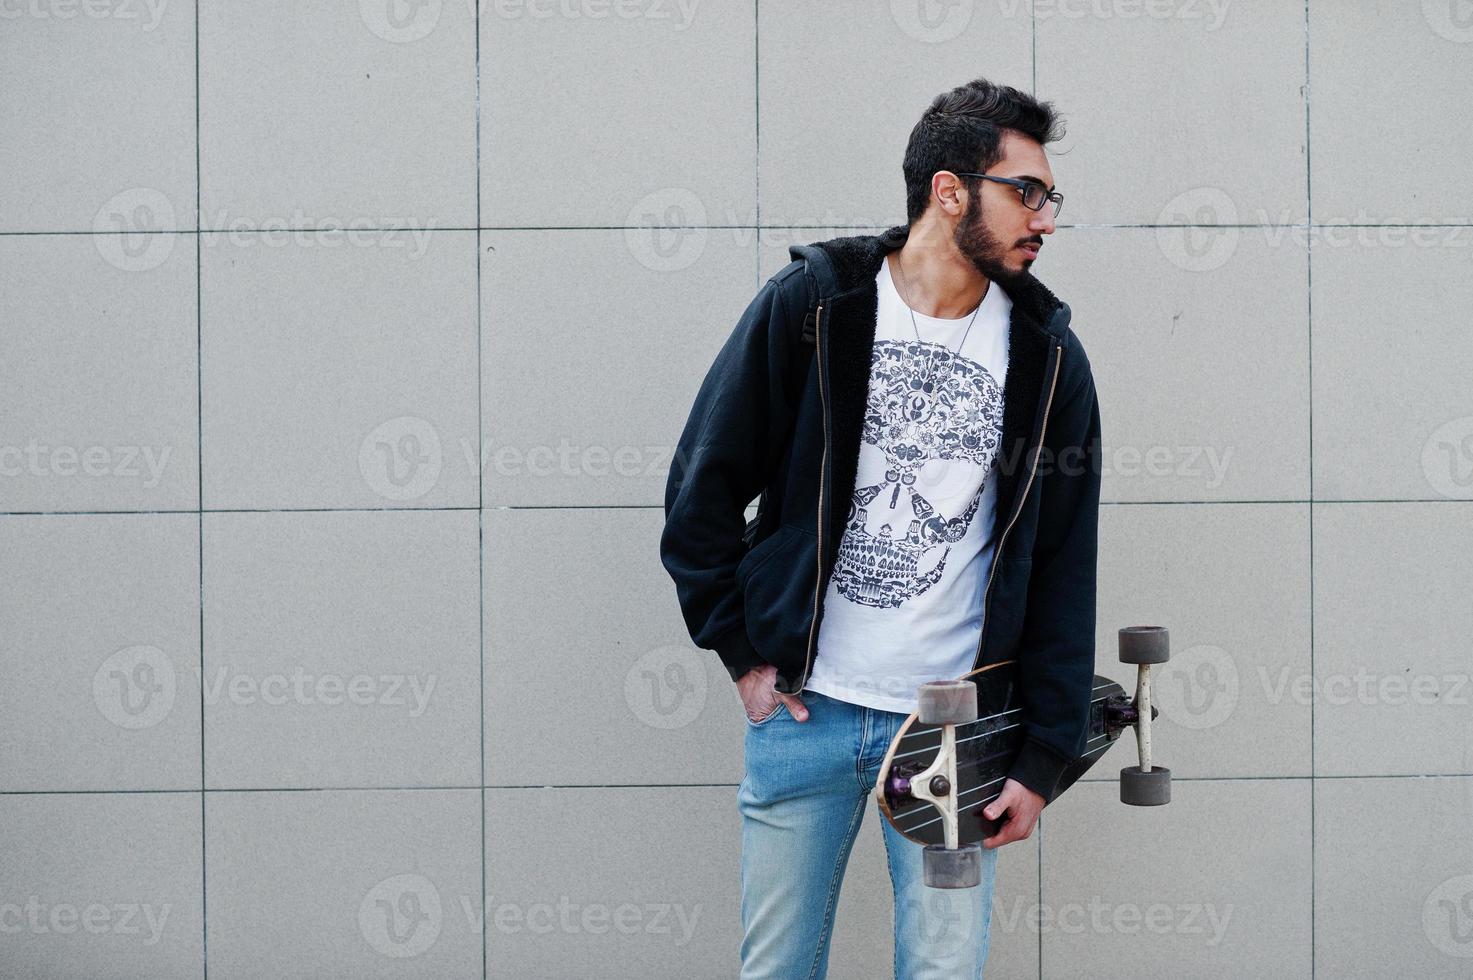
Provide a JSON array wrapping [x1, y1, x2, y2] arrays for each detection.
[[660, 77, 1101, 978]]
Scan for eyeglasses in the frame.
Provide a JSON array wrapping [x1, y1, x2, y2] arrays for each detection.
[[953, 172, 1063, 218]]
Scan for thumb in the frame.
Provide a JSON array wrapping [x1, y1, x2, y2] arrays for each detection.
[[780, 693, 809, 721]]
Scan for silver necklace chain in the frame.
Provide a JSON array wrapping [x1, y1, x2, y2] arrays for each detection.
[[893, 252, 987, 389]]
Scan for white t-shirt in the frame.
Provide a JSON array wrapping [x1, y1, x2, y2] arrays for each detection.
[[805, 254, 1011, 714]]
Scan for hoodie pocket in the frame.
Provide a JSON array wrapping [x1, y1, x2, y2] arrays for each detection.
[[736, 523, 790, 591], [738, 525, 819, 670]]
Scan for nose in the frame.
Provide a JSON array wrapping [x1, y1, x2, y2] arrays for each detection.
[[1030, 209, 1057, 235]]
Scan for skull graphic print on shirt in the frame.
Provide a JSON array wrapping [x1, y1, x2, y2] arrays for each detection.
[[831, 338, 1004, 609], [805, 253, 1012, 714]]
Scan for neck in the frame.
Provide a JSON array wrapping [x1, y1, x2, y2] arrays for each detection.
[[889, 219, 991, 319]]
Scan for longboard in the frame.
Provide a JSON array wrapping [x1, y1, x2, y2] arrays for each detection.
[[873, 660, 1132, 847]]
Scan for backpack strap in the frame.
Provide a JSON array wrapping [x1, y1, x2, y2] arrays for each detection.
[[790, 242, 839, 346], [744, 244, 838, 551]]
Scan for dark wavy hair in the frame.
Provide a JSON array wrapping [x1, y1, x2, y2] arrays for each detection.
[[903, 78, 1066, 225]]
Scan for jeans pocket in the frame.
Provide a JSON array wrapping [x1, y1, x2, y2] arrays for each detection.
[[745, 699, 789, 727]]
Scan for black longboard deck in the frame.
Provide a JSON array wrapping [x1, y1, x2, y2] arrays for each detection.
[[875, 660, 1128, 847]]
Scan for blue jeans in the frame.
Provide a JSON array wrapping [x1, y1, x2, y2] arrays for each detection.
[[737, 689, 999, 979]]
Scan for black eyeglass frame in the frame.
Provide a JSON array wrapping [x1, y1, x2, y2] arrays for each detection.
[[952, 172, 1063, 218]]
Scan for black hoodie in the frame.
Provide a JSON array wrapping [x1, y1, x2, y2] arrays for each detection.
[[660, 223, 1103, 803]]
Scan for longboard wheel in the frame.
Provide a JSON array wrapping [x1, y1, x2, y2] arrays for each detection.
[[1119, 626, 1170, 665], [1120, 765, 1171, 806], [922, 842, 982, 889], [917, 679, 978, 726]]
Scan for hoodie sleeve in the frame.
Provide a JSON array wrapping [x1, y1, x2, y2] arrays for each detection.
[[1005, 339, 1104, 803], [660, 272, 804, 683]]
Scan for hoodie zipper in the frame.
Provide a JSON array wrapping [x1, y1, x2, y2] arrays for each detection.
[[796, 303, 827, 693], [970, 340, 1064, 672]]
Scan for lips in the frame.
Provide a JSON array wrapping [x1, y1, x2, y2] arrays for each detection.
[[1020, 244, 1040, 258]]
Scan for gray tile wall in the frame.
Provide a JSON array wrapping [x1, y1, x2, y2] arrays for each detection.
[[2, 2, 1469, 978]]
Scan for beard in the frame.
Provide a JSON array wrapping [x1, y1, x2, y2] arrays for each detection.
[[952, 191, 1031, 289]]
